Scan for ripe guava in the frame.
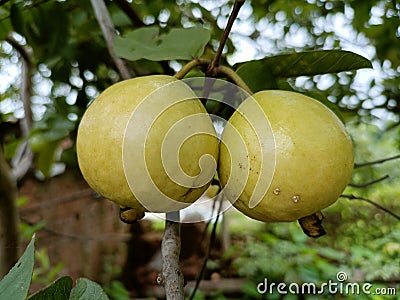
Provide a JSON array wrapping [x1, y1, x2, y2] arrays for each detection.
[[77, 75, 219, 221], [218, 90, 353, 222]]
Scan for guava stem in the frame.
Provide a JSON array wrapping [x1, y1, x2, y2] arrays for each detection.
[[174, 58, 211, 80], [174, 58, 253, 96], [160, 211, 185, 299], [217, 65, 253, 95]]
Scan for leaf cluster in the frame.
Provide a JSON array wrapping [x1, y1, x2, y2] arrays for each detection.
[[0, 237, 110, 300]]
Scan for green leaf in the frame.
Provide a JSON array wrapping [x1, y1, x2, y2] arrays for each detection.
[[20, 220, 47, 240], [69, 278, 109, 300], [0, 236, 35, 300], [236, 50, 372, 92], [35, 140, 60, 178], [114, 26, 211, 61], [28, 276, 73, 300], [0, 5, 13, 40], [3, 138, 24, 160], [236, 60, 278, 93]]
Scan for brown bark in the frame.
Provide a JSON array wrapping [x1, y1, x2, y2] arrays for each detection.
[[89, 0, 134, 80], [158, 211, 185, 300], [0, 148, 19, 278]]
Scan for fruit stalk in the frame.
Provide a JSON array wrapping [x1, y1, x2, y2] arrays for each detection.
[[173, 58, 210, 80], [174, 59, 252, 95], [218, 65, 253, 95]]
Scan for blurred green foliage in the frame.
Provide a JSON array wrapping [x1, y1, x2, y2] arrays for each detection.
[[223, 122, 400, 299]]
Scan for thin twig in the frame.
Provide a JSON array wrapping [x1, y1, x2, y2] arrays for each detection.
[[354, 154, 400, 168], [89, 0, 133, 80], [340, 194, 400, 220], [198, 186, 221, 246], [189, 193, 224, 300], [19, 216, 131, 241], [6, 34, 34, 181], [207, 0, 246, 76], [348, 174, 390, 188], [19, 188, 97, 213], [392, 0, 399, 17], [158, 211, 184, 300], [5, 34, 32, 136], [113, 0, 144, 26]]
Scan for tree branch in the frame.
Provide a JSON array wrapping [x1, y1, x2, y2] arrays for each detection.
[[354, 154, 400, 168], [19, 188, 97, 213], [19, 216, 131, 241], [113, 0, 144, 27], [207, 0, 246, 76], [348, 174, 390, 188], [158, 211, 184, 300], [0, 148, 19, 278], [340, 194, 400, 220], [6, 34, 34, 181], [90, 0, 134, 80], [113, 0, 175, 75]]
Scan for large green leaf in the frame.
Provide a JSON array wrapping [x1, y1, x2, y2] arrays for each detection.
[[28, 276, 73, 300], [235, 60, 278, 93], [114, 26, 211, 61], [69, 278, 109, 300], [236, 50, 372, 92], [0, 236, 35, 300]]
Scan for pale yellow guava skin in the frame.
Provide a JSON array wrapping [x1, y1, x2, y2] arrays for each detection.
[[77, 75, 219, 219], [218, 90, 354, 222]]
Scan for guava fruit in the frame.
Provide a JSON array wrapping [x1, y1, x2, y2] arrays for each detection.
[[77, 75, 219, 221], [218, 90, 353, 222]]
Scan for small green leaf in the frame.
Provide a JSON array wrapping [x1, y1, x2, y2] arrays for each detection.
[[0, 236, 35, 300], [35, 140, 60, 178], [114, 26, 211, 61], [3, 138, 25, 160], [20, 220, 47, 240], [28, 276, 73, 300], [236, 50, 372, 92], [69, 278, 109, 300]]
